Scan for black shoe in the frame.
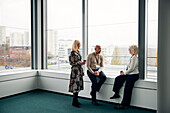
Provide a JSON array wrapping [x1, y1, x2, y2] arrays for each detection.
[[114, 105, 125, 109], [92, 101, 100, 106], [110, 94, 120, 99], [72, 103, 80, 108]]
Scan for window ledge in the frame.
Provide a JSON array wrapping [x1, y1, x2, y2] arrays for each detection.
[[38, 70, 157, 90], [0, 69, 157, 90], [0, 69, 37, 77], [0, 70, 38, 82]]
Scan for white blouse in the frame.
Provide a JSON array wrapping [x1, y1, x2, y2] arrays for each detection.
[[125, 55, 139, 75]]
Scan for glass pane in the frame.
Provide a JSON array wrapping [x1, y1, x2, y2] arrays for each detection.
[[88, 0, 138, 76], [47, 0, 82, 72], [0, 0, 31, 72], [146, 0, 158, 80]]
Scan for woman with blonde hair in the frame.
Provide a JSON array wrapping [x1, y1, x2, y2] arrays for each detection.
[[69, 40, 85, 108], [110, 45, 139, 109]]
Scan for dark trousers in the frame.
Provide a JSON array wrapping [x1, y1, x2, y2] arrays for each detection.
[[87, 70, 106, 101], [113, 74, 139, 106]]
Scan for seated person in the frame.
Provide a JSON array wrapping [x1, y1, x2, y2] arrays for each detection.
[[110, 45, 139, 109], [87, 45, 106, 105]]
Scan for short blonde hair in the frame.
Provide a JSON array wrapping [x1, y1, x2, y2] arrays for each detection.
[[129, 45, 138, 55], [72, 40, 80, 51]]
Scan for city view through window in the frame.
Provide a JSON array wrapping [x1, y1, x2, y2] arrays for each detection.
[[0, 0, 31, 72], [47, 0, 82, 71], [47, 0, 158, 80], [0, 0, 157, 80], [88, 0, 138, 76]]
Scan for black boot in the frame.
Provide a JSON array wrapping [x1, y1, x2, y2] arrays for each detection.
[[72, 98, 80, 108], [75, 92, 81, 105], [92, 101, 100, 105], [91, 90, 100, 105]]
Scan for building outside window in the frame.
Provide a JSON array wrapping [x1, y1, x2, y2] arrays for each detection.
[[0, 0, 158, 81], [47, 0, 82, 72], [88, 0, 138, 76], [0, 0, 31, 72], [47, 0, 158, 80]]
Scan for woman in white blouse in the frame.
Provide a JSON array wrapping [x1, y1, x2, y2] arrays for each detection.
[[110, 45, 139, 109]]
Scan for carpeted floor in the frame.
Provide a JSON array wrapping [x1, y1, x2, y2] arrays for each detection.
[[0, 90, 156, 113]]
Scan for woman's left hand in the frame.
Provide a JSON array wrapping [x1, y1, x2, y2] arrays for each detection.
[[80, 61, 86, 65]]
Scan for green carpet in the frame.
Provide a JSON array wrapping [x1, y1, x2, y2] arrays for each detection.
[[0, 90, 156, 113]]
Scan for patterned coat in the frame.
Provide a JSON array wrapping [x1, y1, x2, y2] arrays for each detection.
[[69, 51, 84, 93]]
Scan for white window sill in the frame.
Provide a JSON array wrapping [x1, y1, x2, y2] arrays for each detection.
[[39, 70, 157, 90]]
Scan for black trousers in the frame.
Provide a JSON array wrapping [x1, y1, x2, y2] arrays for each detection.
[[113, 74, 139, 106], [87, 70, 106, 101]]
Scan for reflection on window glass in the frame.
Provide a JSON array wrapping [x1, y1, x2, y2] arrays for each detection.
[[0, 0, 31, 72], [47, 0, 82, 72], [146, 0, 158, 80], [88, 0, 138, 76]]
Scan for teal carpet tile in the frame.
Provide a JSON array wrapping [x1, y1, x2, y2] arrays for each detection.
[[0, 90, 156, 113]]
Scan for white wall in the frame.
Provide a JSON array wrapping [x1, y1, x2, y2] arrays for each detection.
[[0, 70, 38, 98], [158, 0, 170, 112], [38, 70, 157, 110]]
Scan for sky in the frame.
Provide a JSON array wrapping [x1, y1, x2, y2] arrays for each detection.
[[0, 0, 31, 29], [0, 0, 158, 47]]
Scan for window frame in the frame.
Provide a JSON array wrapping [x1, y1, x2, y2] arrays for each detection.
[[32, 0, 158, 81]]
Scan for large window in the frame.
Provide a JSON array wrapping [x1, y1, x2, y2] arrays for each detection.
[[0, 0, 31, 72], [46, 0, 158, 80], [146, 0, 158, 80], [88, 0, 138, 76], [47, 0, 82, 72]]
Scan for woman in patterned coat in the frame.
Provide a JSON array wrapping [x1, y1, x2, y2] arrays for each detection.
[[69, 40, 85, 108]]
